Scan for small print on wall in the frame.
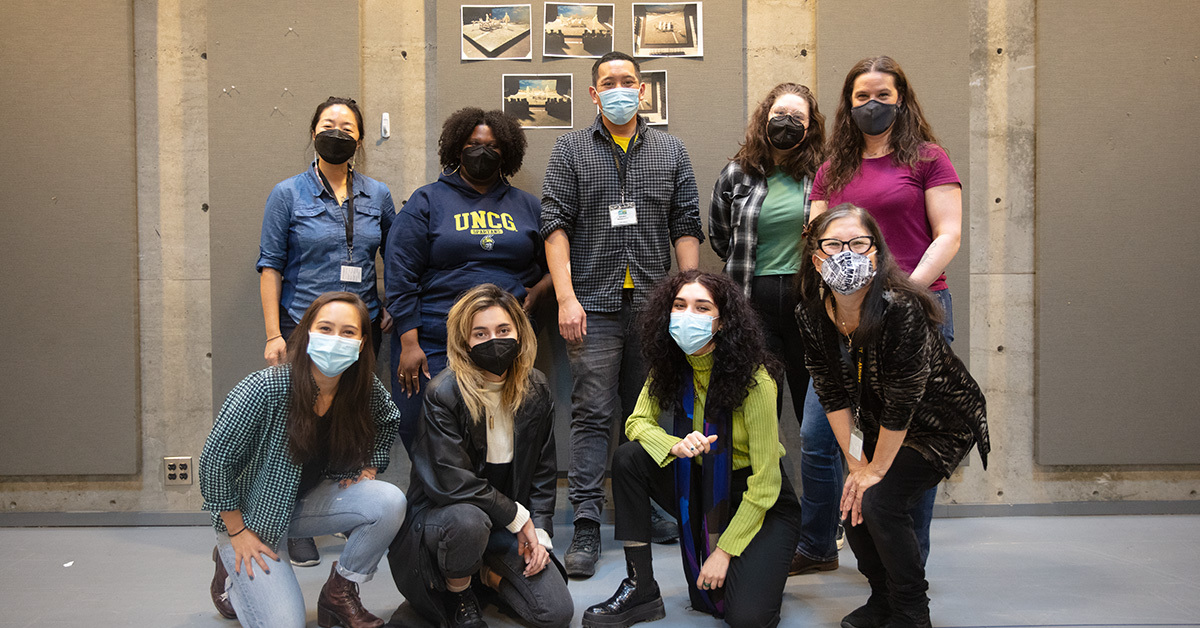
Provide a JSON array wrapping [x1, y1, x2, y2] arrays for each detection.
[[632, 2, 702, 58], [639, 70, 667, 125], [543, 3, 615, 58], [503, 74, 573, 128], [462, 5, 533, 60]]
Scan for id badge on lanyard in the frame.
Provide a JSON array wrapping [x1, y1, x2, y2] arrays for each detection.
[[319, 166, 363, 284], [846, 342, 865, 461], [608, 134, 637, 227]]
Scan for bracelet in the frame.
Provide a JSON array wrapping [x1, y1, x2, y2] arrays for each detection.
[[266, 334, 282, 342], [228, 526, 247, 537]]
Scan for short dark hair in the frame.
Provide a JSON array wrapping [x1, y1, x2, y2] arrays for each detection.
[[437, 107, 528, 177], [591, 51, 641, 86]]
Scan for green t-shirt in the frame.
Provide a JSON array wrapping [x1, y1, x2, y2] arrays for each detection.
[[754, 171, 807, 276]]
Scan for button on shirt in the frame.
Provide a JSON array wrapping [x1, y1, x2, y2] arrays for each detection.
[[541, 115, 704, 313], [257, 162, 396, 322]]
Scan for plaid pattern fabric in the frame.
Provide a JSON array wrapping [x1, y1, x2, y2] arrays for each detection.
[[541, 115, 704, 313], [199, 364, 400, 550], [709, 161, 811, 296]]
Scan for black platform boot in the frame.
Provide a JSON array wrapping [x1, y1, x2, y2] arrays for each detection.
[[582, 545, 665, 627]]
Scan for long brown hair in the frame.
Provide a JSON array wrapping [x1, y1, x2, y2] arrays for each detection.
[[732, 82, 825, 181], [798, 204, 942, 348], [285, 291, 378, 471], [445, 284, 539, 424], [824, 56, 940, 193]]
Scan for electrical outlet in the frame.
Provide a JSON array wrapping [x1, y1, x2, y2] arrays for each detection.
[[164, 456, 194, 486]]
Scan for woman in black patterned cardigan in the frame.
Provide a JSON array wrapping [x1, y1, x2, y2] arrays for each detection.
[[795, 203, 990, 628]]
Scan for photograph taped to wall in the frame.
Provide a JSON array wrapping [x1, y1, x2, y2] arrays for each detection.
[[638, 69, 667, 125], [544, 3, 614, 58], [462, 5, 533, 60], [632, 3, 702, 58], [503, 74, 573, 128]]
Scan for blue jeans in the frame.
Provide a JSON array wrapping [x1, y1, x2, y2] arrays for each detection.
[[214, 479, 407, 628], [796, 289, 954, 565], [565, 292, 646, 523]]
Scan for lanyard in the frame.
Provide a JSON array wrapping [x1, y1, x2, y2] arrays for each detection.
[[606, 132, 636, 203], [837, 326, 865, 429], [317, 166, 355, 260]]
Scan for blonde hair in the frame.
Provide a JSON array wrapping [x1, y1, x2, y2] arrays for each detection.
[[445, 284, 539, 423]]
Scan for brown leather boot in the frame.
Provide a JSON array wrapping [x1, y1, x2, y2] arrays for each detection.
[[317, 561, 384, 628], [210, 546, 237, 620]]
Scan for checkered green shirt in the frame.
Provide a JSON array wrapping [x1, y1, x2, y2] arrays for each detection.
[[199, 364, 400, 550]]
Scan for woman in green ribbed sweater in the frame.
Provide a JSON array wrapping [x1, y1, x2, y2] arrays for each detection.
[[581, 270, 803, 628]]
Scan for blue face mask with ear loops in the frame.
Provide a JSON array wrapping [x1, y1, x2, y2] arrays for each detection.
[[598, 87, 640, 125], [307, 332, 362, 377], [669, 312, 718, 355]]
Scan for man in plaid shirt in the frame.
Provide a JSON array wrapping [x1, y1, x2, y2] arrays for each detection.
[[541, 51, 704, 577]]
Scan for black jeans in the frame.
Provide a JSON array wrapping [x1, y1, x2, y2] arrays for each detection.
[[611, 441, 801, 628], [843, 446, 944, 622], [750, 275, 809, 429]]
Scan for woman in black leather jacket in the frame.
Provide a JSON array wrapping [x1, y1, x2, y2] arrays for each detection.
[[388, 284, 571, 628]]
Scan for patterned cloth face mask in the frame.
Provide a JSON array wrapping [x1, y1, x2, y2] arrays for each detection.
[[819, 250, 876, 295], [307, 332, 362, 377]]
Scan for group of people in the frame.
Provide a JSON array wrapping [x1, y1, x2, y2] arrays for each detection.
[[198, 51, 991, 628]]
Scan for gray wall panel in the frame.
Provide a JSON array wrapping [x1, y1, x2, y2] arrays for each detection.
[[1035, 2, 1200, 464], [0, 1, 139, 475], [815, 0, 972, 360], [208, 0, 361, 406]]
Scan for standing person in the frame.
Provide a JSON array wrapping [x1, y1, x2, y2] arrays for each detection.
[[386, 107, 550, 452], [257, 96, 396, 567], [389, 285, 572, 628], [541, 50, 703, 577], [804, 55, 963, 566], [708, 83, 832, 575], [796, 205, 988, 628], [582, 271, 801, 628], [201, 292, 405, 628]]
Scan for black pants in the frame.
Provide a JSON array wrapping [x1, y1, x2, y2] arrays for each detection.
[[750, 275, 808, 428], [611, 441, 801, 628], [843, 447, 944, 622]]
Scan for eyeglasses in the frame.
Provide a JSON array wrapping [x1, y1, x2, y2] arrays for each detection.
[[818, 236, 875, 256]]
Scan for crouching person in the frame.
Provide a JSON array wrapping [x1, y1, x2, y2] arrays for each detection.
[[389, 285, 573, 628]]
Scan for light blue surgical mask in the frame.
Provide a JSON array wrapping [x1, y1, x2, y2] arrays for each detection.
[[669, 311, 718, 355], [307, 332, 362, 377], [598, 87, 640, 125]]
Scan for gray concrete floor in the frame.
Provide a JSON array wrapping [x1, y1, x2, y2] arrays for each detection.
[[1, 515, 1199, 627]]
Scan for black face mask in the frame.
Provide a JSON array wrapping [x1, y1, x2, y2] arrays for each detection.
[[850, 99, 899, 136], [468, 337, 519, 376], [461, 145, 502, 183], [766, 115, 806, 150], [314, 129, 358, 164]]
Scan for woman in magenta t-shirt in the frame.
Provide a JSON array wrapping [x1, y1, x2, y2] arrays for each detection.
[[802, 56, 961, 579]]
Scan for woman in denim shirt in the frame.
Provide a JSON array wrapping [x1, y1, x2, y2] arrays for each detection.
[[256, 97, 397, 566]]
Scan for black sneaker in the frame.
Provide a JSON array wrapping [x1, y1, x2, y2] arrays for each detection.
[[582, 577, 665, 627], [649, 509, 679, 544], [287, 537, 321, 567], [841, 593, 891, 628], [446, 587, 488, 628], [565, 521, 601, 578]]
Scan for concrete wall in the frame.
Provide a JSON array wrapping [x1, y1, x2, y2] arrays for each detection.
[[2, 0, 1197, 519]]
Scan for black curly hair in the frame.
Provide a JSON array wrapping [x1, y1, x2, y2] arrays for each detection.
[[639, 270, 781, 421], [438, 107, 527, 177]]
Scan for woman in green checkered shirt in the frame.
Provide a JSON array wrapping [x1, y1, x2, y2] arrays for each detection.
[[200, 291, 405, 628]]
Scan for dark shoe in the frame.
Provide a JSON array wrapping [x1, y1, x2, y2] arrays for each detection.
[[788, 549, 839, 576], [317, 562, 384, 628], [288, 536, 321, 567], [210, 546, 236, 620], [836, 523, 846, 550], [565, 520, 601, 578], [649, 509, 679, 544], [583, 577, 665, 627], [444, 586, 488, 628], [841, 593, 891, 628]]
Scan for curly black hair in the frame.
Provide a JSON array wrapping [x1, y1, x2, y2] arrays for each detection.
[[438, 107, 527, 177], [639, 270, 781, 421]]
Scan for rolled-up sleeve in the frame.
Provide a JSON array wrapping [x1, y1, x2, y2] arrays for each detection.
[[708, 164, 736, 260], [257, 183, 292, 272], [668, 141, 704, 244], [540, 136, 580, 239]]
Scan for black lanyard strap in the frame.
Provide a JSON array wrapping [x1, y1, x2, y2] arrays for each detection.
[[317, 166, 355, 260], [607, 132, 636, 203]]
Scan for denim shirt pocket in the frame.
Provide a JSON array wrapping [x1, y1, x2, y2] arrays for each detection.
[[292, 200, 336, 253], [353, 201, 383, 256]]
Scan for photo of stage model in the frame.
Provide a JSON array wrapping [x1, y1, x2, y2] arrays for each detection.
[[544, 3, 614, 58], [632, 2, 702, 58], [638, 70, 668, 125], [461, 5, 533, 60], [502, 74, 573, 128]]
